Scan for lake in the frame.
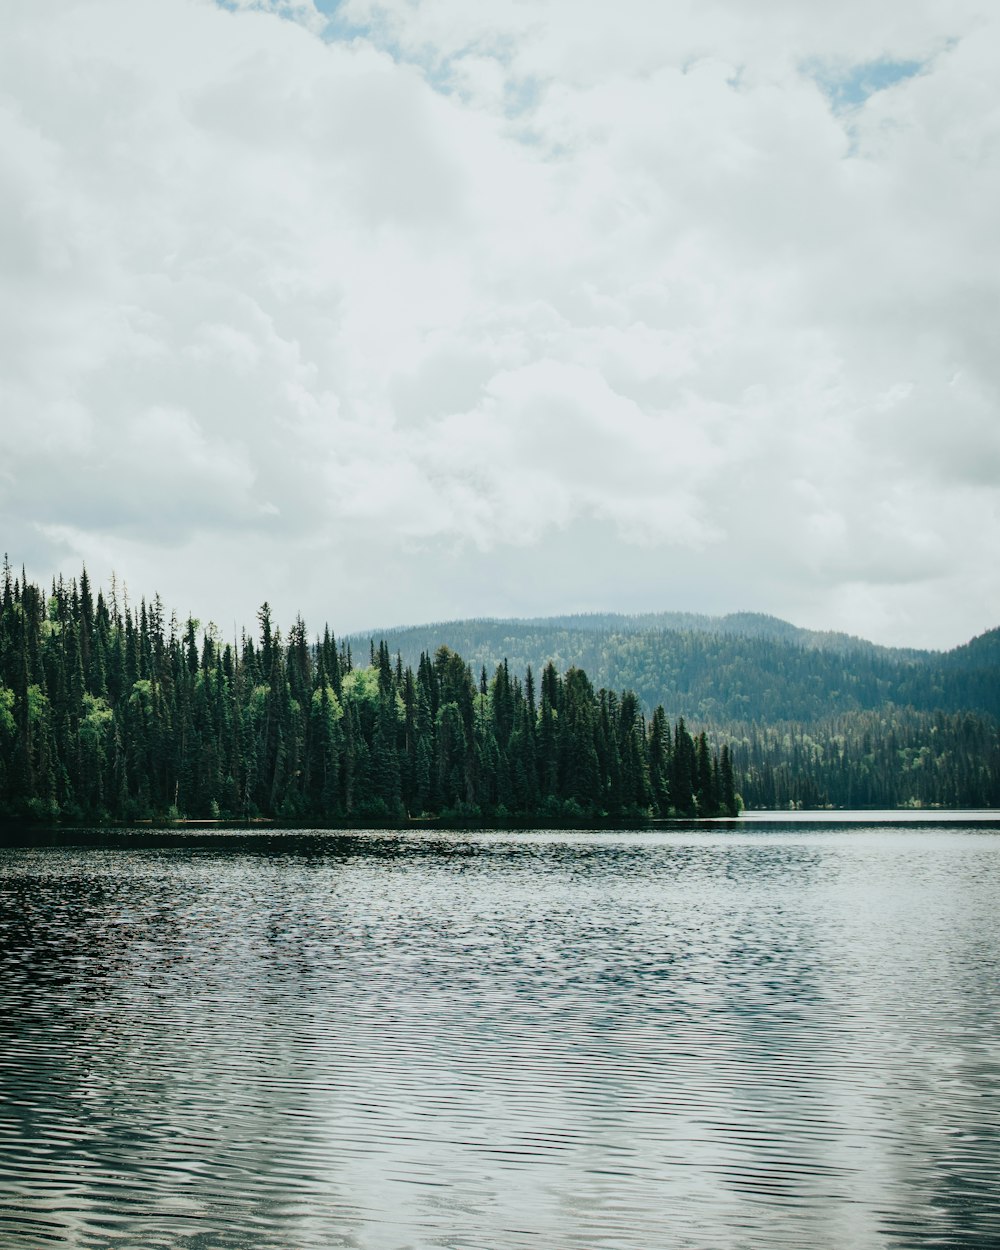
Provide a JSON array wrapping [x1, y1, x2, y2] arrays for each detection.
[[2, 820, 999, 1248]]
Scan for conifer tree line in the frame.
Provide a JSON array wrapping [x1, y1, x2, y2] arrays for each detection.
[[718, 709, 1000, 810], [0, 562, 740, 825]]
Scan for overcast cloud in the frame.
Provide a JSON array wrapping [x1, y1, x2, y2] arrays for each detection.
[[1, 0, 997, 647]]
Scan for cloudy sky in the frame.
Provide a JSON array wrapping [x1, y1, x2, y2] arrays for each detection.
[[2, 0, 998, 649]]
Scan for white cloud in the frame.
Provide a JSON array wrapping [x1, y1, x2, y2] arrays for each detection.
[[0, 0, 998, 648]]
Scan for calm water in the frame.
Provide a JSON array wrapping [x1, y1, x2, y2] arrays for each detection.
[[1, 822, 999, 1249]]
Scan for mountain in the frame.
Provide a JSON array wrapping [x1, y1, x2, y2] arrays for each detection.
[[345, 613, 998, 725], [350, 609, 928, 656]]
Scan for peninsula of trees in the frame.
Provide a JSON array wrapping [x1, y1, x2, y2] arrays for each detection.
[[0, 563, 739, 826], [2, 562, 997, 825]]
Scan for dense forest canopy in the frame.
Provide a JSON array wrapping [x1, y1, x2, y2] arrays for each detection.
[[0, 561, 738, 825], [344, 616, 1000, 723], [0, 561, 996, 824]]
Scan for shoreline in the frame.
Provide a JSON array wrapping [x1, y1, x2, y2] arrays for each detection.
[[2, 808, 999, 840]]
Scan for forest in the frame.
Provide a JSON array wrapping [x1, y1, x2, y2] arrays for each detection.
[[0, 563, 738, 825], [719, 709, 1000, 810], [0, 561, 996, 825]]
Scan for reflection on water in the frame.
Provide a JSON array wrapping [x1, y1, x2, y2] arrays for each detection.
[[1, 826, 999, 1249]]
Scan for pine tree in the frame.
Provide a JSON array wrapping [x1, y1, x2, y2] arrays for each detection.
[[647, 706, 672, 817]]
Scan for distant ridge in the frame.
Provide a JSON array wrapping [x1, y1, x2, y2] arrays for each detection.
[[349, 609, 935, 659], [344, 612, 996, 724]]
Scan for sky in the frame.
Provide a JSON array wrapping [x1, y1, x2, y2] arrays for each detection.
[[1, 0, 998, 650]]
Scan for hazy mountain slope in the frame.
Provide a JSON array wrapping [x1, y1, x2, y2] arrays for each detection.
[[345, 615, 997, 724], [942, 627, 1000, 670], [353, 610, 931, 658]]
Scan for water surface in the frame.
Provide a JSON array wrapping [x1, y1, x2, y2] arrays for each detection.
[[2, 823, 999, 1248]]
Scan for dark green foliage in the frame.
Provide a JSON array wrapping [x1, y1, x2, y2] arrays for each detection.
[[347, 617, 1000, 723], [670, 720, 697, 818], [720, 709, 1000, 810], [0, 563, 995, 824]]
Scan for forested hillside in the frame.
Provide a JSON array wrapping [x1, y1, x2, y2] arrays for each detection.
[[347, 617, 1000, 722], [349, 610, 914, 658], [1, 563, 996, 823]]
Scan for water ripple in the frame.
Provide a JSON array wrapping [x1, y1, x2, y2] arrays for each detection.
[[1, 826, 999, 1248]]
